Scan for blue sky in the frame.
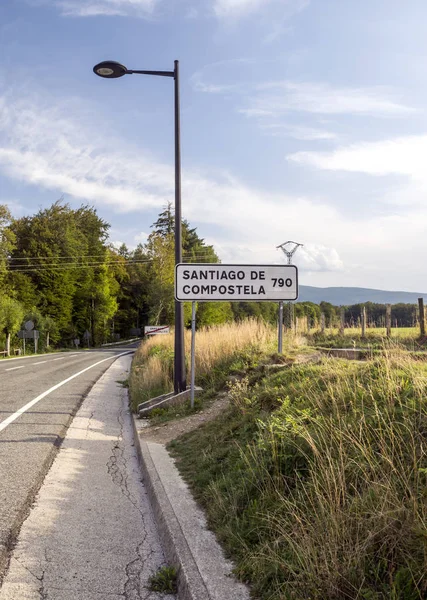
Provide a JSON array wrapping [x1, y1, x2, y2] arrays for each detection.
[[1, 0, 426, 291]]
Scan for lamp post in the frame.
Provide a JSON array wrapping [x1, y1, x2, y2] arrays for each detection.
[[93, 60, 186, 394]]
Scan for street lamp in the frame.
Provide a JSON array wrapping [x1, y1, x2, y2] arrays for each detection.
[[93, 59, 186, 394]]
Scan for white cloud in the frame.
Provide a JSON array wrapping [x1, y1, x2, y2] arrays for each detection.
[[213, 0, 270, 18], [110, 240, 125, 249], [3, 87, 427, 290], [288, 135, 427, 182], [190, 59, 252, 94], [242, 81, 414, 118], [1, 199, 26, 216], [192, 69, 412, 139], [212, 0, 309, 20], [0, 92, 174, 212], [193, 71, 413, 118], [134, 231, 149, 244], [52, 0, 158, 17], [297, 245, 344, 272], [260, 123, 337, 140], [0, 87, 346, 271]]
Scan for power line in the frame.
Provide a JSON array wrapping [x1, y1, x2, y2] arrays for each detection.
[[9, 259, 150, 269], [8, 260, 153, 273], [7, 255, 223, 273], [8, 253, 123, 261], [8, 254, 217, 269], [8, 251, 218, 265]]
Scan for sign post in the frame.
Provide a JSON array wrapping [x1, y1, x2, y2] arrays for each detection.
[[278, 301, 284, 353], [144, 326, 170, 336], [175, 263, 299, 401], [18, 328, 39, 354], [190, 302, 197, 409]]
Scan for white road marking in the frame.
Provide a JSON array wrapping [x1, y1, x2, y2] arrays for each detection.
[[5, 366, 25, 372], [0, 351, 132, 434], [52, 358, 65, 361], [33, 361, 47, 365]]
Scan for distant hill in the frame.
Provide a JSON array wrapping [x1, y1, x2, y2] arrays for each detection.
[[298, 286, 427, 306]]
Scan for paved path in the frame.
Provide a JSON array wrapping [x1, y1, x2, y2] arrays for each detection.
[[0, 355, 175, 600], [0, 347, 137, 573]]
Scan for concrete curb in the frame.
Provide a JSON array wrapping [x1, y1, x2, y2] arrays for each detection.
[[131, 417, 250, 600], [131, 418, 209, 600]]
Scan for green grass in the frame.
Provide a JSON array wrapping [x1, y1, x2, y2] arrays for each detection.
[[148, 566, 177, 594], [169, 348, 427, 599], [148, 396, 203, 425]]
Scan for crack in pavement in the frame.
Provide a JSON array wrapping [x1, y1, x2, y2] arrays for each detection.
[[85, 411, 95, 439], [106, 393, 157, 600], [11, 555, 47, 600], [38, 569, 47, 600]]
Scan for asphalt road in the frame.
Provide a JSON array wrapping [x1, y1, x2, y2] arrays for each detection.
[[0, 345, 138, 578]]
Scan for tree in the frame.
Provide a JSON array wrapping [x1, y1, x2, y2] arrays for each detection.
[[144, 205, 222, 328], [0, 296, 24, 355], [319, 301, 338, 327], [145, 231, 176, 325], [0, 205, 16, 292], [114, 244, 151, 337], [10, 200, 120, 345], [197, 302, 234, 327], [231, 301, 277, 324]]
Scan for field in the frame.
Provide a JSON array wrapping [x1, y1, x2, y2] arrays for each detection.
[[294, 321, 424, 350]]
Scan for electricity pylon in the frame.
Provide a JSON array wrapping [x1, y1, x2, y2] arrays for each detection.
[[277, 241, 303, 330], [276, 241, 303, 265]]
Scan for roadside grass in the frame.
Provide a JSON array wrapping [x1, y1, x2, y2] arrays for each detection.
[[148, 396, 203, 425], [169, 347, 427, 599], [128, 319, 280, 412]]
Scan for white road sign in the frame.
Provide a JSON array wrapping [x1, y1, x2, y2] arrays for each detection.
[[175, 264, 298, 302], [144, 326, 170, 335]]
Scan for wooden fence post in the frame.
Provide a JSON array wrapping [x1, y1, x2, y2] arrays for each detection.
[[419, 298, 425, 337], [320, 312, 325, 334], [386, 304, 391, 338], [361, 306, 366, 338], [340, 307, 345, 336]]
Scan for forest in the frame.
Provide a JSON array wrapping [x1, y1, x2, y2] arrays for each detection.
[[0, 200, 420, 353]]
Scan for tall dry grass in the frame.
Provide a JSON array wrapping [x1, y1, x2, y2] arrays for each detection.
[[129, 318, 278, 410]]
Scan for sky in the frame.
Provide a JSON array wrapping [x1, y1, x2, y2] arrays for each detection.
[[1, 0, 427, 292]]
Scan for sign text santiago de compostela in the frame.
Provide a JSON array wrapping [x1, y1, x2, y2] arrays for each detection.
[[175, 264, 298, 302]]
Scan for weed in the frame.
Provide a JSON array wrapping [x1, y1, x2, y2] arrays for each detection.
[[148, 566, 177, 594]]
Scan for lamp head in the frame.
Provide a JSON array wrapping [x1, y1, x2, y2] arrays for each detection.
[[93, 61, 128, 78]]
